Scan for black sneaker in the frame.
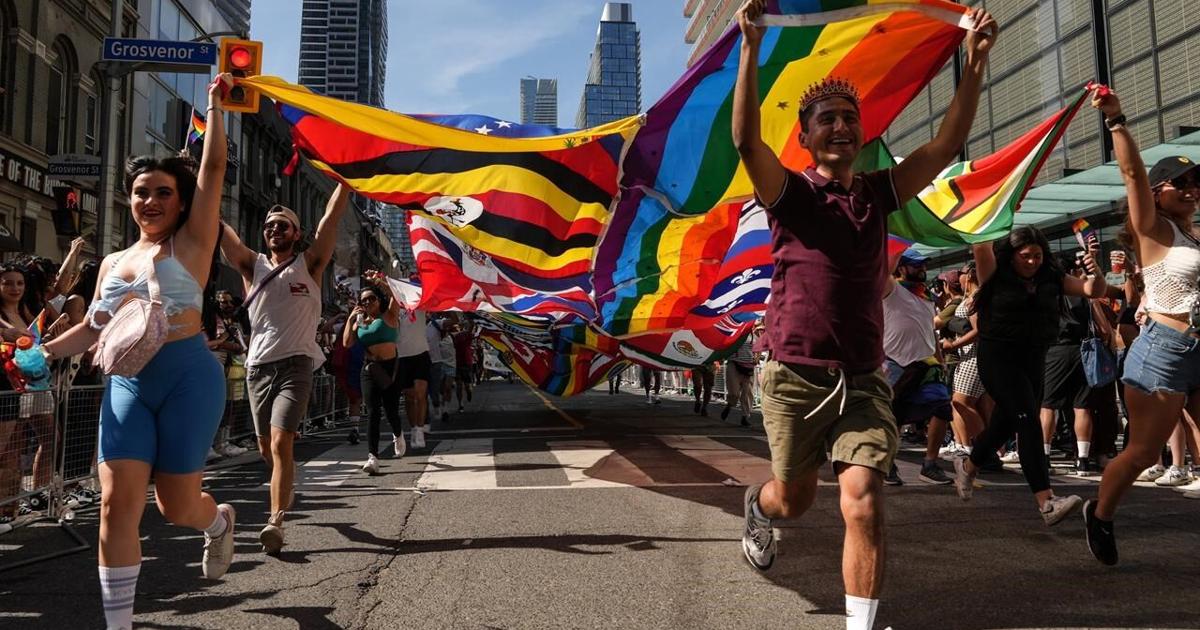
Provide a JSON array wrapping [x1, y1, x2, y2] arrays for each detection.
[[721, 406, 731, 420], [699, 405, 708, 417], [693, 401, 701, 413], [1083, 499, 1118, 566], [741, 485, 776, 571], [1076, 458, 1092, 477], [919, 461, 952, 485], [740, 415, 750, 427], [979, 453, 1005, 474], [883, 464, 904, 486]]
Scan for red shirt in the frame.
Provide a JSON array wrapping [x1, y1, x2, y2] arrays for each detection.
[[762, 167, 899, 373], [453, 332, 475, 366]]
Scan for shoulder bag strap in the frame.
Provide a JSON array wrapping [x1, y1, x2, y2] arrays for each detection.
[[145, 243, 163, 304], [237, 254, 298, 317]]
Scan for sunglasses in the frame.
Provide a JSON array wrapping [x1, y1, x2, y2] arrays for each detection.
[[1168, 175, 1200, 191], [264, 220, 292, 233], [359, 295, 378, 304]]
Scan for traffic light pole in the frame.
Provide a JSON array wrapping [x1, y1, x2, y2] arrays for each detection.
[[94, 0, 122, 255]]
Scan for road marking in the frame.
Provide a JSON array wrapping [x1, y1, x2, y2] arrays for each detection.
[[414, 438, 497, 490], [525, 383, 583, 428]]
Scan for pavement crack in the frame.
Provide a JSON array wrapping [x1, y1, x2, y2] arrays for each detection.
[[349, 490, 426, 630]]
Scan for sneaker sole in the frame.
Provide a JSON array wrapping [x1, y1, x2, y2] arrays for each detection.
[[919, 475, 953, 485], [260, 525, 284, 556], [741, 487, 775, 572]]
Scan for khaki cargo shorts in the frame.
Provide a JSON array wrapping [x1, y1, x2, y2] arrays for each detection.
[[760, 360, 898, 481]]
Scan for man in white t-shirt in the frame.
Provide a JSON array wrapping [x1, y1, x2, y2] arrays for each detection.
[[395, 307, 431, 449], [881, 249, 953, 487]]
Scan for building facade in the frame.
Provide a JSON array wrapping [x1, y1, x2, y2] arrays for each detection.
[[0, 0, 136, 262], [298, 0, 387, 107], [576, 3, 641, 128], [520, 77, 558, 126], [212, 0, 250, 35], [683, 0, 739, 68], [379, 206, 414, 274]]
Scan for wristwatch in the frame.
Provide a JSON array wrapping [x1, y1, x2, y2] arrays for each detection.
[[1105, 114, 1127, 131]]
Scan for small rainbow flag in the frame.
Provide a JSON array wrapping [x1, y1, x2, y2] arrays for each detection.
[[1072, 218, 1096, 249], [186, 108, 206, 145], [27, 310, 48, 344]]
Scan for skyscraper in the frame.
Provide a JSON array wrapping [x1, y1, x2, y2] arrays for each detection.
[[520, 77, 559, 126], [214, 0, 252, 35], [576, 3, 641, 128], [298, 0, 387, 107]]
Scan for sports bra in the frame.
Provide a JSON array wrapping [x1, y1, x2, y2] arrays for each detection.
[[1141, 221, 1200, 315], [87, 238, 204, 329], [357, 317, 398, 346]]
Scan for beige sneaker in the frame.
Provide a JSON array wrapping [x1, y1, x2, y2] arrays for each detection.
[[202, 504, 236, 579], [259, 511, 285, 556]]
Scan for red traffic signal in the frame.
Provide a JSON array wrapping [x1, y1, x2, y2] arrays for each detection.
[[218, 38, 263, 113]]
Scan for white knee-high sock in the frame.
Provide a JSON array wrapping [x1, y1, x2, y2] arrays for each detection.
[[1077, 441, 1091, 458], [846, 594, 878, 630], [99, 564, 140, 630], [1043, 443, 1051, 456]]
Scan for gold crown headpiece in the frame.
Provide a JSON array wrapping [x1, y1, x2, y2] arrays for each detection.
[[799, 77, 861, 113]]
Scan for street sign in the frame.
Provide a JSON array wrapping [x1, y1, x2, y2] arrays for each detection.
[[102, 37, 217, 66], [48, 154, 101, 182]]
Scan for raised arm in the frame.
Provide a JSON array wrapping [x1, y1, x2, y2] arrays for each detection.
[[180, 74, 231, 250], [731, 0, 787, 206], [342, 306, 361, 349], [1092, 88, 1158, 239], [219, 222, 257, 284], [53, 237, 87, 296], [305, 183, 351, 279], [973, 241, 997, 285], [893, 9, 996, 203]]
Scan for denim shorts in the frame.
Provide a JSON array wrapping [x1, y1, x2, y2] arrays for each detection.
[[1121, 319, 1200, 395]]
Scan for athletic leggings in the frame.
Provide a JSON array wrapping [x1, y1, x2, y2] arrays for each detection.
[[360, 358, 403, 457], [970, 339, 1051, 494]]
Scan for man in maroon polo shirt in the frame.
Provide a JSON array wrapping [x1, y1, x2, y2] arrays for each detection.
[[731, 1, 996, 628]]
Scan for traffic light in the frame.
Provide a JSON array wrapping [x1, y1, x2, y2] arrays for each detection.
[[218, 38, 263, 113]]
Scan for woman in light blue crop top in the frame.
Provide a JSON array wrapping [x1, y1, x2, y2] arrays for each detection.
[[343, 277, 405, 471], [41, 74, 239, 628], [1083, 86, 1200, 567]]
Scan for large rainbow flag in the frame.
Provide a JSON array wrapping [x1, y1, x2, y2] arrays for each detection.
[[593, 0, 969, 338]]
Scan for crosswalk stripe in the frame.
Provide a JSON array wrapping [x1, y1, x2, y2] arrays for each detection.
[[416, 438, 498, 490], [655, 436, 771, 485]]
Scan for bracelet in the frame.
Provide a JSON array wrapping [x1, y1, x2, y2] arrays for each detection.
[[207, 106, 221, 114], [1105, 114, 1127, 131]]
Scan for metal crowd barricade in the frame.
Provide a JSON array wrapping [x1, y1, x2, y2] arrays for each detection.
[[612, 362, 763, 409], [1, 371, 353, 573], [1, 386, 89, 573]]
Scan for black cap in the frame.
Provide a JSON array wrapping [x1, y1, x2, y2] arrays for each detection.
[[1148, 155, 1198, 187]]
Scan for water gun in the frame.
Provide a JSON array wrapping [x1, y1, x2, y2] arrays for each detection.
[[0, 340, 24, 392], [12, 336, 51, 392]]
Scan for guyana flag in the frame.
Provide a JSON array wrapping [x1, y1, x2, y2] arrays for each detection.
[[874, 89, 1089, 247]]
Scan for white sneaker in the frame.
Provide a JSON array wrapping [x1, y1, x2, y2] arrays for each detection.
[[202, 504, 236, 579], [1154, 466, 1192, 487], [220, 443, 248, 457], [1040, 494, 1083, 527], [1183, 489, 1200, 499], [393, 433, 407, 458], [362, 454, 380, 474], [411, 427, 426, 449], [940, 445, 970, 461], [1137, 464, 1166, 482], [999, 451, 1020, 464], [422, 424, 432, 434], [206, 447, 222, 462]]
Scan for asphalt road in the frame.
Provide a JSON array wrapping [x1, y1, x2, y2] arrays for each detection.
[[2, 380, 1199, 629]]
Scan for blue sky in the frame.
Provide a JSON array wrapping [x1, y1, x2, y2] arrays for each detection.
[[249, 1, 694, 127]]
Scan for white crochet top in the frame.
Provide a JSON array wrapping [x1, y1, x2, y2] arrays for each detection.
[[1141, 221, 1200, 315]]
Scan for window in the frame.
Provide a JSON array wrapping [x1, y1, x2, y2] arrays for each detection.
[[45, 39, 79, 156], [0, 1, 12, 134]]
